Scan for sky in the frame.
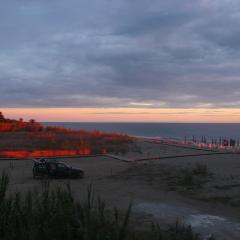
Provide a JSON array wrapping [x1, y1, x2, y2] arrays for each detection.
[[1, 0, 240, 122]]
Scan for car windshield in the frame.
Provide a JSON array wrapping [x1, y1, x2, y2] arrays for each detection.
[[57, 163, 68, 169]]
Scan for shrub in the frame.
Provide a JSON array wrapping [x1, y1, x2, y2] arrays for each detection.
[[176, 164, 211, 189], [0, 173, 214, 240], [192, 164, 208, 176], [181, 170, 195, 187]]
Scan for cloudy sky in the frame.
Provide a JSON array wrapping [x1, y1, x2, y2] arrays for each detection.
[[1, 0, 240, 121]]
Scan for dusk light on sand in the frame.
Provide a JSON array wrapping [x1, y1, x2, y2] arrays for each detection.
[[1, 1, 240, 240]]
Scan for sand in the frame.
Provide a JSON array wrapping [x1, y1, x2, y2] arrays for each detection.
[[1, 140, 240, 239]]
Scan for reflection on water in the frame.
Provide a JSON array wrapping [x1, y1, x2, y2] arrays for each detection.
[[135, 202, 240, 240]]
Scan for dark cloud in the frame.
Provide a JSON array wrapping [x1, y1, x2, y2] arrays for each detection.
[[0, 0, 240, 108]]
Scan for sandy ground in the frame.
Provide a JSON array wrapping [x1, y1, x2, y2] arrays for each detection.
[[122, 140, 213, 159], [1, 140, 240, 239]]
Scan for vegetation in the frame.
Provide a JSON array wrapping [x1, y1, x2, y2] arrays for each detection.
[[192, 164, 209, 176], [0, 173, 214, 240], [0, 112, 135, 157], [176, 164, 212, 189], [176, 165, 207, 189]]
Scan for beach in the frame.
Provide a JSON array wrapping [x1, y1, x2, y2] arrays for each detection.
[[2, 139, 240, 239]]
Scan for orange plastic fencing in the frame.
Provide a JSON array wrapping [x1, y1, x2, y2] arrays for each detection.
[[0, 149, 94, 158]]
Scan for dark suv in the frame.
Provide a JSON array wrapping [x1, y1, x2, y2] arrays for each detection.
[[33, 159, 84, 179]]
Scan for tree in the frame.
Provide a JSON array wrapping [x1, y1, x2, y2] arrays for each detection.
[[0, 112, 5, 122], [29, 119, 36, 124]]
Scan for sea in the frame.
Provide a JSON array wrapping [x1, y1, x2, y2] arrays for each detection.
[[43, 122, 240, 141]]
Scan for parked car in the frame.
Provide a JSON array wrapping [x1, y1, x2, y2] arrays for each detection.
[[33, 158, 84, 179]]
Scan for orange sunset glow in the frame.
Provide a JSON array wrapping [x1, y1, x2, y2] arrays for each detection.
[[1, 1, 240, 238], [2, 108, 240, 123]]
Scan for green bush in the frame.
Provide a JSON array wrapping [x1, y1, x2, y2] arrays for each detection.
[[192, 164, 208, 176], [0, 173, 214, 240], [176, 164, 211, 189]]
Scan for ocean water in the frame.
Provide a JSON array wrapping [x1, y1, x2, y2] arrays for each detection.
[[43, 122, 240, 140]]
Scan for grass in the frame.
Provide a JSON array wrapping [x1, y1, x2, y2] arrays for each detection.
[[0, 172, 215, 240], [175, 164, 212, 190], [192, 164, 209, 176]]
